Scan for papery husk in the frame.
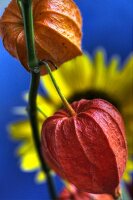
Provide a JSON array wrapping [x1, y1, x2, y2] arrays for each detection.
[[41, 99, 127, 194], [0, 0, 82, 74]]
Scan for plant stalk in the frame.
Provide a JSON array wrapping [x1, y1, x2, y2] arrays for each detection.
[[40, 61, 76, 117], [17, 0, 57, 199], [113, 186, 123, 200], [28, 72, 57, 200]]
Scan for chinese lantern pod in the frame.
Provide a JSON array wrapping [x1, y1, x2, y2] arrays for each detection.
[[89, 193, 114, 200], [41, 99, 127, 194], [0, 0, 82, 75], [58, 185, 90, 200], [58, 185, 114, 200]]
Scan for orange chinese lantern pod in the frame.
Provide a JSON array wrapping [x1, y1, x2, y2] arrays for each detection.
[[0, 0, 82, 74], [41, 99, 127, 195]]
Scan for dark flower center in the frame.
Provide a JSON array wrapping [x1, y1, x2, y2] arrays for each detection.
[[69, 90, 120, 111]]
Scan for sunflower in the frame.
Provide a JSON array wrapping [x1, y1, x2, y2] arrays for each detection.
[[9, 49, 133, 184]]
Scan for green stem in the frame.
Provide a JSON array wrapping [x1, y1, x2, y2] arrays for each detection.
[[113, 186, 123, 200], [29, 73, 57, 200], [17, 1, 57, 199], [115, 195, 123, 200], [17, 0, 38, 70], [37, 106, 48, 118], [41, 61, 76, 117], [114, 196, 122, 200]]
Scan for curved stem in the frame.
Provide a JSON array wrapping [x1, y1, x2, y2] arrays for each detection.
[[113, 186, 123, 200], [114, 196, 122, 200], [118, 196, 122, 200], [40, 61, 76, 117], [63, 181, 72, 193], [29, 73, 57, 200], [17, 0, 57, 199], [115, 194, 123, 200]]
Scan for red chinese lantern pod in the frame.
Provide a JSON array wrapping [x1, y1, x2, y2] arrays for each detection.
[[89, 193, 114, 200], [41, 99, 127, 195], [58, 185, 90, 200], [58, 185, 114, 200], [0, 0, 82, 75]]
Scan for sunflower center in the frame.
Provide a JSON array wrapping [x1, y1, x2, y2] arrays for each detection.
[[69, 90, 120, 111]]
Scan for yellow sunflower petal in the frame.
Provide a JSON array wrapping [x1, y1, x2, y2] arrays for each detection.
[[37, 98, 57, 117], [93, 50, 107, 90], [9, 121, 32, 140], [35, 170, 55, 183], [108, 57, 119, 74], [125, 119, 133, 155], [118, 54, 133, 101], [127, 159, 133, 171], [20, 150, 40, 172], [122, 103, 133, 117], [121, 54, 133, 78], [59, 54, 93, 93], [123, 158, 133, 183], [108, 54, 133, 102], [123, 173, 131, 183], [16, 141, 33, 156], [105, 57, 119, 93], [35, 171, 47, 183]]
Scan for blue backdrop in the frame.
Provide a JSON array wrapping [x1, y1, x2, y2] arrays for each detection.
[[0, 0, 133, 199]]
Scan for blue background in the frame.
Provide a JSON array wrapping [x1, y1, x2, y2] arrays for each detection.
[[0, 0, 133, 199]]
